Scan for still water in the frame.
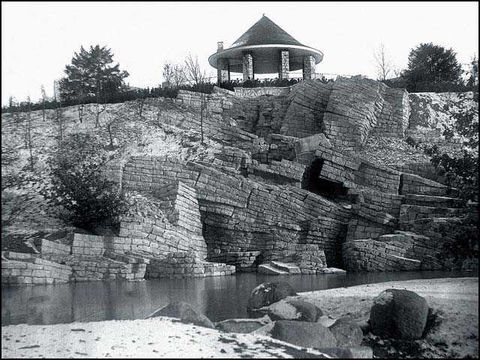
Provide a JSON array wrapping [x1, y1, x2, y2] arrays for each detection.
[[2, 271, 475, 326]]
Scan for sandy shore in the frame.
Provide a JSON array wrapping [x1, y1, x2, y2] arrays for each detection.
[[298, 277, 478, 358], [2, 277, 478, 358]]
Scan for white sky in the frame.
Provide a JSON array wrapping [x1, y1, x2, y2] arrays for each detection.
[[1, 1, 478, 105]]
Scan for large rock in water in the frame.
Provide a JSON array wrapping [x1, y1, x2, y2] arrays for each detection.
[[369, 289, 429, 339], [271, 320, 337, 349], [328, 316, 363, 347], [247, 282, 297, 317], [251, 298, 322, 322], [146, 301, 215, 329]]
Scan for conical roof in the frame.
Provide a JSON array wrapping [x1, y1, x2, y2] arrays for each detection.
[[231, 15, 305, 48]]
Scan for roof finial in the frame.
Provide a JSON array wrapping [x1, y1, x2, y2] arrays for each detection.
[[263, 13, 265, 17]]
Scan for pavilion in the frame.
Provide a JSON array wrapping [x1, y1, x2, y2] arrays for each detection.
[[208, 15, 324, 84]]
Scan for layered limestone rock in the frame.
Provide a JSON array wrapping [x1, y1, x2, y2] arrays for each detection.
[[122, 156, 351, 270], [2, 76, 475, 283]]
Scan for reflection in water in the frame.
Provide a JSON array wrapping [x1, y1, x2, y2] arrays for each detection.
[[1, 271, 475, 326]]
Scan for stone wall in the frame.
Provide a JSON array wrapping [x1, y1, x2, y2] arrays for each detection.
[[2, 251, 72, 285], [233, 87, 290, 98], [146, 251, 235, 278]]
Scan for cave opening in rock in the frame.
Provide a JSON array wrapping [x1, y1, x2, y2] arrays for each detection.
[[302, 158, 349, 199]]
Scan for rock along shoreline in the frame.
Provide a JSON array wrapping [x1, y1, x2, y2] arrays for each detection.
[[2, 277, 478, 358]]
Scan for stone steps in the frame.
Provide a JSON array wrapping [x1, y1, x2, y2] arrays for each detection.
[[403, 194, 465, 208]]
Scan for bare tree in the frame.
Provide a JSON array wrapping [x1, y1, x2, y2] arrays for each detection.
[[163, 61, 187, 87], [77, 89, 86, 123], [8, 96, 18, 122], [93, 80, 108, 127], [373, 43, 394, 81], [184, 54, 207, 85], [25, 96, 35, 171], [40, 85, 47, 121]]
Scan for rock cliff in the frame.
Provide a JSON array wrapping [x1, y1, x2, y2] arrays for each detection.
[[1, 76, 477, 284]]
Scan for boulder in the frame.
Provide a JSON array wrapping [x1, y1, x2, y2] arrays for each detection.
[[251, 321, 275, 336], [317, 315, 336, 328], [146, 301, 215, 329], [215, 315, 271, 333], [318, 346, 373, 359], [271, 320, 337, 349], [328, 316, 363, 347], [252, 298, 322, 322], [369, 289, 429, 339], [247, 281, 297, 317]]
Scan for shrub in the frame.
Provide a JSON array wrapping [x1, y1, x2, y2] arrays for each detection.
[[424, 145, 478, 201], [40, 133, 127, 231]]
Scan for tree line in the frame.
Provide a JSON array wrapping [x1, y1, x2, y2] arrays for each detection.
[[3, 42, 478, 114], [373, 42, 478, 92]]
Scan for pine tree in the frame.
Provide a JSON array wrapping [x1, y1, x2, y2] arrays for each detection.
[[59, 45, 129, 106], [401, 43, 463, 92]]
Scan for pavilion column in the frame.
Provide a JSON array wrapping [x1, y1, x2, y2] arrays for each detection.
[[279, 50, 289, 80], [217, 58, 230, 85], [242, 52, 254, 81], [302, 55, 316, 80]]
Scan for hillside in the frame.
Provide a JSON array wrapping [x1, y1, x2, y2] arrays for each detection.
[[1, 76, 478, 284]]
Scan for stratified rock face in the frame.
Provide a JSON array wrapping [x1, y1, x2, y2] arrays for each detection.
[[323, 77, 386, 150], [372, 87, 411, 138], [122, 156, 350, 268], [322, 76, 411, 150], [247, 282, 297, 315], [328, 316, 364, 347], [369, 289, 429, 339], [120, 180, 208, 259], [147, 301, 215, 329], [280, 80, 333, 138], [271, 320, 337, 349]]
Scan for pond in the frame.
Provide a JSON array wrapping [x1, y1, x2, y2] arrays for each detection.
[[1, 271, 475, 326]]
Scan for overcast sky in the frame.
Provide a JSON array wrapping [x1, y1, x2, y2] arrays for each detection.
[[2, 1, 478, 105]]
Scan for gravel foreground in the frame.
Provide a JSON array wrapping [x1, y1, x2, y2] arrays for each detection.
[[2, 277, 478, 358]]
